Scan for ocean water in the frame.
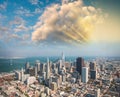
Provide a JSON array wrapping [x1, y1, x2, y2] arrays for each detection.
[[0, 56, 95, 73]]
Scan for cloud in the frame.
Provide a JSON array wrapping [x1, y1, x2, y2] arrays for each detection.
[[15, 7, 33, 17], [14, 24, 28, 32], [22, 34, 30, 40], [15, 6, 42, 17], [0, 26, 9, 32], [34, 8, 42, 14], [29, 0, 39, 5], [0, 2, 7, 10], [9, 34, 21, 39], [9, 16, 25, 25], [29, 0, 44, 6], [32, 0, 103, 45], [6, 33, 31, 42], [0, 26, 9, 39]]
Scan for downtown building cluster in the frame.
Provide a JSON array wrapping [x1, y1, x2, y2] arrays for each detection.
[[0, 55, 120, 97]]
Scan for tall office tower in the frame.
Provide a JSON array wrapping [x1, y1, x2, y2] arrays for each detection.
[[62, 52, 65, 59], [42, 72, 46, 80], [29, 67, 35, 76], [46, 58, 50, 79], [82, 67, 88, 83], [61, 52, 66, 73], [89, 62, 96, 70], [15, 71, 21, 80], [25, 62, 30, 73], [54, 67, 58, 74], [49, 76, 53, 88], [61, 52, 65, 66], [58, 60, 62, 73], [42, 63, 46, 73], [90, 69, 97, 80], [62, 74, 66, 82], [21, 68, 24, 81], [34, 66, 38, 77], [95, 88, 100, 97], [100, 64, 104, 71], [76, 57, 85, 75], [35, 60, 40, 72]]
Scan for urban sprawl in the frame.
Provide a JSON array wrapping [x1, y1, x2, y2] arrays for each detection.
[[0, 54, 120, 97]]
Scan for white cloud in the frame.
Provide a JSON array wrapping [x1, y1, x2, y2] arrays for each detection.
[[0, 2, 7, 10], [15, 7, 33, 17], [9, 16, 25, 25], [22, 34, 30, 40], [14, 24, 28, 32], [32, 0, 103, 44], [9, 34, 21, 39], [15, 6, 43, 17], [29, 0, 39, 5], [0, 26, 9, 32], [34, 8, 42, 14]]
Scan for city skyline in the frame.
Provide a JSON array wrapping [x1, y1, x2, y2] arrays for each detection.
[[0, 0, 120, 57]]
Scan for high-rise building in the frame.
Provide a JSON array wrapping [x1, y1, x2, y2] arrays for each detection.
[[89, 62, 96, 70], [82, 67, 88, 83], [100, 64, 104, 71], [21, 68, 24, 82], [59, 75, 62, 85], [34, 66, 38, 77], [49, 76, 53, 88], [28, 67, 35, 76], [42, 72, 46, 80], [58, 60, 62, 73], [76, 57, 85, 75], [15, 71, 21, 80], [95, 88, 100, 97], [62, 74, 66, 82], [90, 70, 97, 80], [41, 63, 46, 73], [35, 60, 41, 72], [25, 62, 30, 73], [46, 58, 50, 79], [61, 52, 65, 67]]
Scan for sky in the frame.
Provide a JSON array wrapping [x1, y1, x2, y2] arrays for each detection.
[[0, 0, 120, 58]]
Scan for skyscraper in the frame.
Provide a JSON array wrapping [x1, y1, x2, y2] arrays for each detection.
[[82, 67, 88, 83], [76, 57, 85, 75], [35, 60, 41, 72], [34, 66, 38, 77], [21, 68, 24, 82], [58, 60, 62, 73], [15, 71, 21, 80], [25, 62, 30, 73], [42, 63, 46, 73], [100, 64, 104, 71], [90, 70, 97, 80], [61, 52, 65, 66], [89, 62, 96, 70], [46, 58, 50, 79]]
